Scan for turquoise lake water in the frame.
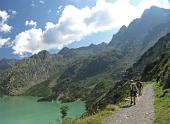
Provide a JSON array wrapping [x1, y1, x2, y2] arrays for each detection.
[[0, 96, 86, 124]]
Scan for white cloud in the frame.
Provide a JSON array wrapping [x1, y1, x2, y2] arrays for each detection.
[[11, 10, 17, 16], [45, 22, 56, 30], [0, 23, 12, 32], [0, 37, 10, 47], [25, 20, 37, 28], [31, 3, 35, 7], [0, 10, 12, 33], [8, 10, 17, 16], [12, 28, 43, 55], [12, 0, 170, 56], [57, 5, 63, 14], [58, 5, 63, 10], [39, 0, 45, 4], [0, 10, 9, 21], [31, 0, 36, 7]]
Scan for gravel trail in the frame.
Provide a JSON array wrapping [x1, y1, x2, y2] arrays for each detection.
[[103, 84, 155, 124]]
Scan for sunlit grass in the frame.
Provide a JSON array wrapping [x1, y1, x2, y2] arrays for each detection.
[[154, 82, 170, 124], [72, 104, 119, 124]]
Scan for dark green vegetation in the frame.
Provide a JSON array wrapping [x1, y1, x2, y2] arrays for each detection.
[[0, 6, 170, 114], [24, 79, 52, 97], [60, 105, 69, 119], [154, 83, 170, 124], [128, 33, 170, 89], [60, 104, 72, 124]]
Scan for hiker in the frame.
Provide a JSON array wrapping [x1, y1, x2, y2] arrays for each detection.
[[136, 80, 143, 96], [130, 80, 137, 105]]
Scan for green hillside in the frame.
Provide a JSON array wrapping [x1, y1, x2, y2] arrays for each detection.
[[154, 83, 170, 124]]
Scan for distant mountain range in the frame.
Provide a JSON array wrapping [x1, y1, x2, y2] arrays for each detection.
[[0, 59, 17, 71], [0, 50, 65, 95], [0, 6, 170, 111], [58, 42, 107, 59]]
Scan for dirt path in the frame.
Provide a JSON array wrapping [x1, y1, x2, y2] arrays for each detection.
[[103, 84, 155, 124]]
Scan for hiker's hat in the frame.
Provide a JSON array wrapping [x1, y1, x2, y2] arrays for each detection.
[[130, 79, 134, 82]]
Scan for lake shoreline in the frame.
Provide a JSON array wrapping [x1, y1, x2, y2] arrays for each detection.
[[0, 96, 86, 124]]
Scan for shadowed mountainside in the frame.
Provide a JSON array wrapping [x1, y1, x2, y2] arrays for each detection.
[[129, 33, 170, 89]]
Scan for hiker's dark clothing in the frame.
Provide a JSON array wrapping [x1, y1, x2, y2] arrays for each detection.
[[137, 81, 142, 96], [137, 81, 142, 89], [130, 90, 137, 97], [130, 83, 137, 97]]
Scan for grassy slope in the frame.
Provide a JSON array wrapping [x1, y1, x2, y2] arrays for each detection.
[[154, 82, 170, 124], [72, 104, 119, 124], [24, 80, 52, 97], [23, 74, 59, 97]]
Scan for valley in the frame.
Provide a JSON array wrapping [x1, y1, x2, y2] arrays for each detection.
[[0, 5, 170, 124]]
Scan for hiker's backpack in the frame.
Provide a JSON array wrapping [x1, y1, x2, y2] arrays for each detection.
[[130, 83, 137, 92], [137, 81, 142, 88]]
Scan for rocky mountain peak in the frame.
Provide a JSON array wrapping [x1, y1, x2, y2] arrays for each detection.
[[58, 47, 70, 55], [30, 50, 51, 60]]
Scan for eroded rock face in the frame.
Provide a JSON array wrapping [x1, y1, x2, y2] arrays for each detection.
[[109, 6, 170, 59], [126, 33, 170, 89], [0, 50, 65, 95]]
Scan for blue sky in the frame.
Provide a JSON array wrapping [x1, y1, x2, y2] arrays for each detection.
[[0, 0, 170, 59]]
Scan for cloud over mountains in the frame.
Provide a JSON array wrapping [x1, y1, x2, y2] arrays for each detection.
[[0, 37, 10, 47], [11, 0, 170, 56], [0, 10, 12, 48], [0, 10, 12, 33]]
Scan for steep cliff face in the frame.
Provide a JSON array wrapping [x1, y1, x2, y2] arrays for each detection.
[[108, 6, 170, 60], [127, 33, 170, 88], [141, 34, 170, 89]]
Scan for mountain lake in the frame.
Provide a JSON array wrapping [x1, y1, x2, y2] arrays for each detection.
[[0, 96, 86, 124]]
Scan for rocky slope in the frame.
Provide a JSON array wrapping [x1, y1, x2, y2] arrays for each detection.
[[109, 6, 170, 60], [0, 50, 65, 95], [136, 33, 170, 89]]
